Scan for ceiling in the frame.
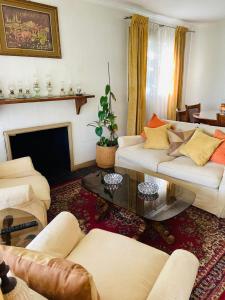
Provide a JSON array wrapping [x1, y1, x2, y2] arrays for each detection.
[[117, 0, 225, 22]]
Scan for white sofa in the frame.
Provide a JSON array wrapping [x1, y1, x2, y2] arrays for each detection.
[[27, 212, 199, 300], [116, 121, 225, 218]]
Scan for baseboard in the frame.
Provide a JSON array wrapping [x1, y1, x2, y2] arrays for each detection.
[[73, 160, 96, 171]]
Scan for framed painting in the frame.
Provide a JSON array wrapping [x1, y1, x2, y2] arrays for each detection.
[[0, 0, 61, 58]]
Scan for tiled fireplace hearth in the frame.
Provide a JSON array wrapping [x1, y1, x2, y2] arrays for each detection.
[[4, 123, 74, 181]]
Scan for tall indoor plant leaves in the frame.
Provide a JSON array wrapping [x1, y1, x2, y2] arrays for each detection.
[[88, 63, 118, 147]]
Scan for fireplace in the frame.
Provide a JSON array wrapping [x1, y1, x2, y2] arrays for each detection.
[[4, 123, 74, 181]]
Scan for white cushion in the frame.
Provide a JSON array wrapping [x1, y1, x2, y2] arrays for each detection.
[[67, 229, 169, 300], [0, 185, 34, 209], [116, 143, 174, 172], [0, 175, 50, 209], [158, 156, 224, 189]]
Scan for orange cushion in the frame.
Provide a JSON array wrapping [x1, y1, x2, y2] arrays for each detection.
[[210, 130, 225, 165], [141, 114, 167, 138]]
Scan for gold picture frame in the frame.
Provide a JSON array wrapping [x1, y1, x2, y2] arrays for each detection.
[[0, 0, 61, 58]]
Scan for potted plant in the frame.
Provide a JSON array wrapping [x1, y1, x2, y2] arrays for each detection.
[[88, 63, 118, 168]]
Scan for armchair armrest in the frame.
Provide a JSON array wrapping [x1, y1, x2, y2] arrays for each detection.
[[147, 249, 199, 300], [0, 157, 36, 179], [118, 135, 144, 148], [0, 185, 35, 209], [27, 212, 84, 258]]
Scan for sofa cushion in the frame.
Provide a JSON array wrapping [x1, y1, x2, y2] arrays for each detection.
[[141, 113, 167, 138], [158, 156, 224, 189], [0, 185, 35, 209], [210, 130, 225, 165], [144, 124, 171, 150], [179, 130, 222, 166], [116, 143, 174, 172], [167, 128, 196, 157], [67, 229, 169, 300], [0, 175, 50, 209]]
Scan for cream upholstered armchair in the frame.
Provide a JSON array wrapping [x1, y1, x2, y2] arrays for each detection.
[[0, 157, 50, 226], [27, 212, 199, 300]]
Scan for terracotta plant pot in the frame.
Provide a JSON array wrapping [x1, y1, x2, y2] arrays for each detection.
[[96, 144, 117, 168]]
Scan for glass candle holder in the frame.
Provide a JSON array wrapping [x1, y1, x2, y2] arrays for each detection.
[[8, 84, 16, 99], [17, 88, 24, 99], [46, 81, 53, 97], [68, 87, 74, 96], [33, 80, 41, 98], [0, 89, 5, 99], [25, 88, 32, 98]]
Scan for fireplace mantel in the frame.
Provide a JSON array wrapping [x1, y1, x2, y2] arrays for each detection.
[[0, 94, 95, 114]]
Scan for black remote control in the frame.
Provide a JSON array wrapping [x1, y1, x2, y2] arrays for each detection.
[[0, 221, 38, 235]]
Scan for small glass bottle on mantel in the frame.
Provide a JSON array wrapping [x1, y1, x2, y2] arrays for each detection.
[[25, 88, 32, 99], [17, 81, 24, 99], [46, 81, 53, 97], [68, 87, 74, 96], [17, 88, 24, 99], [60, 81, 66, 96], [33, 80, 41, 98], [8, 84, 16, 99]]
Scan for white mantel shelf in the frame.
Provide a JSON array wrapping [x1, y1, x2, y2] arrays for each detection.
[[0, 94, 95, 115]]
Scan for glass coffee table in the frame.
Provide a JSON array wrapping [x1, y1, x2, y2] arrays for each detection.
[[0, 208, 43, 247], [82, 166, 195, 244]]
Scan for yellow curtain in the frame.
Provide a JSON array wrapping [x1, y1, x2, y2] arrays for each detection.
[[127, 14, 149, 135], [167, 26, 188, 120]]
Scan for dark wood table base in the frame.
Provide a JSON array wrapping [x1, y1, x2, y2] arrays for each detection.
[[95, 199, 176, 245]]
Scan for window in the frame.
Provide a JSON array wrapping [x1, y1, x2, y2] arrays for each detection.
[[146, 24, 175, 119]]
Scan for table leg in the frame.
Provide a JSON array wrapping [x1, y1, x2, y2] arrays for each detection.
[[152, 221, 175, 245], [2, 215, 14, 246], [95, 199, 110, 221]]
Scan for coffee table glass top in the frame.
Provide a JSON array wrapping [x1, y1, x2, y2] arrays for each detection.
[[82, 167, 195, 221], [0, 208, 43, 247]]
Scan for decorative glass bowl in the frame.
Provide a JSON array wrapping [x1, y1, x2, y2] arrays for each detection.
[[138, 182, 159, 195], [104, 173, 123, 185]]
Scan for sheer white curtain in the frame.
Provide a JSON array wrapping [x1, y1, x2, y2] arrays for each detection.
[[146, 23, 175, 120]]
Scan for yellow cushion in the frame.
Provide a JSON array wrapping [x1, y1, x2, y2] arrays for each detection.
[[144, 124, 171, 150], [179, 130, 222, 166]]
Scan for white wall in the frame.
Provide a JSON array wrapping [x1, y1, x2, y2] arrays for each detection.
[[184, 19, 225, 110], [0, 0, 128, 164]]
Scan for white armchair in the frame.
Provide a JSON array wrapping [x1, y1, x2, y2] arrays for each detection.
[[27, 212, 199, 300], [0, 157, 50, 226]]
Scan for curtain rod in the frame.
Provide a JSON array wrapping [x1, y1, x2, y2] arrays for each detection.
[[124, 16, 195, 33]]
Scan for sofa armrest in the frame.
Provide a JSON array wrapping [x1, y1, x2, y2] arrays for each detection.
[[0, 157, 36, 179], [147, 249, 199, 300], [118, 135, 144, 148], [218, 168, 225, 218], [0, 185, 35, 209], [27, 212, 84, 258]]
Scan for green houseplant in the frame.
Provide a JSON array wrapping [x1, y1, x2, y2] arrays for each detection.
[[88, 63, 118, 168]]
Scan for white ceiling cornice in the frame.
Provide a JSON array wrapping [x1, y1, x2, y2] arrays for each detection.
[[84, 0, 194, 28]]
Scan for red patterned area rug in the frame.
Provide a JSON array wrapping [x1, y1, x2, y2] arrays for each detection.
[[49, 179, 225, 300]]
